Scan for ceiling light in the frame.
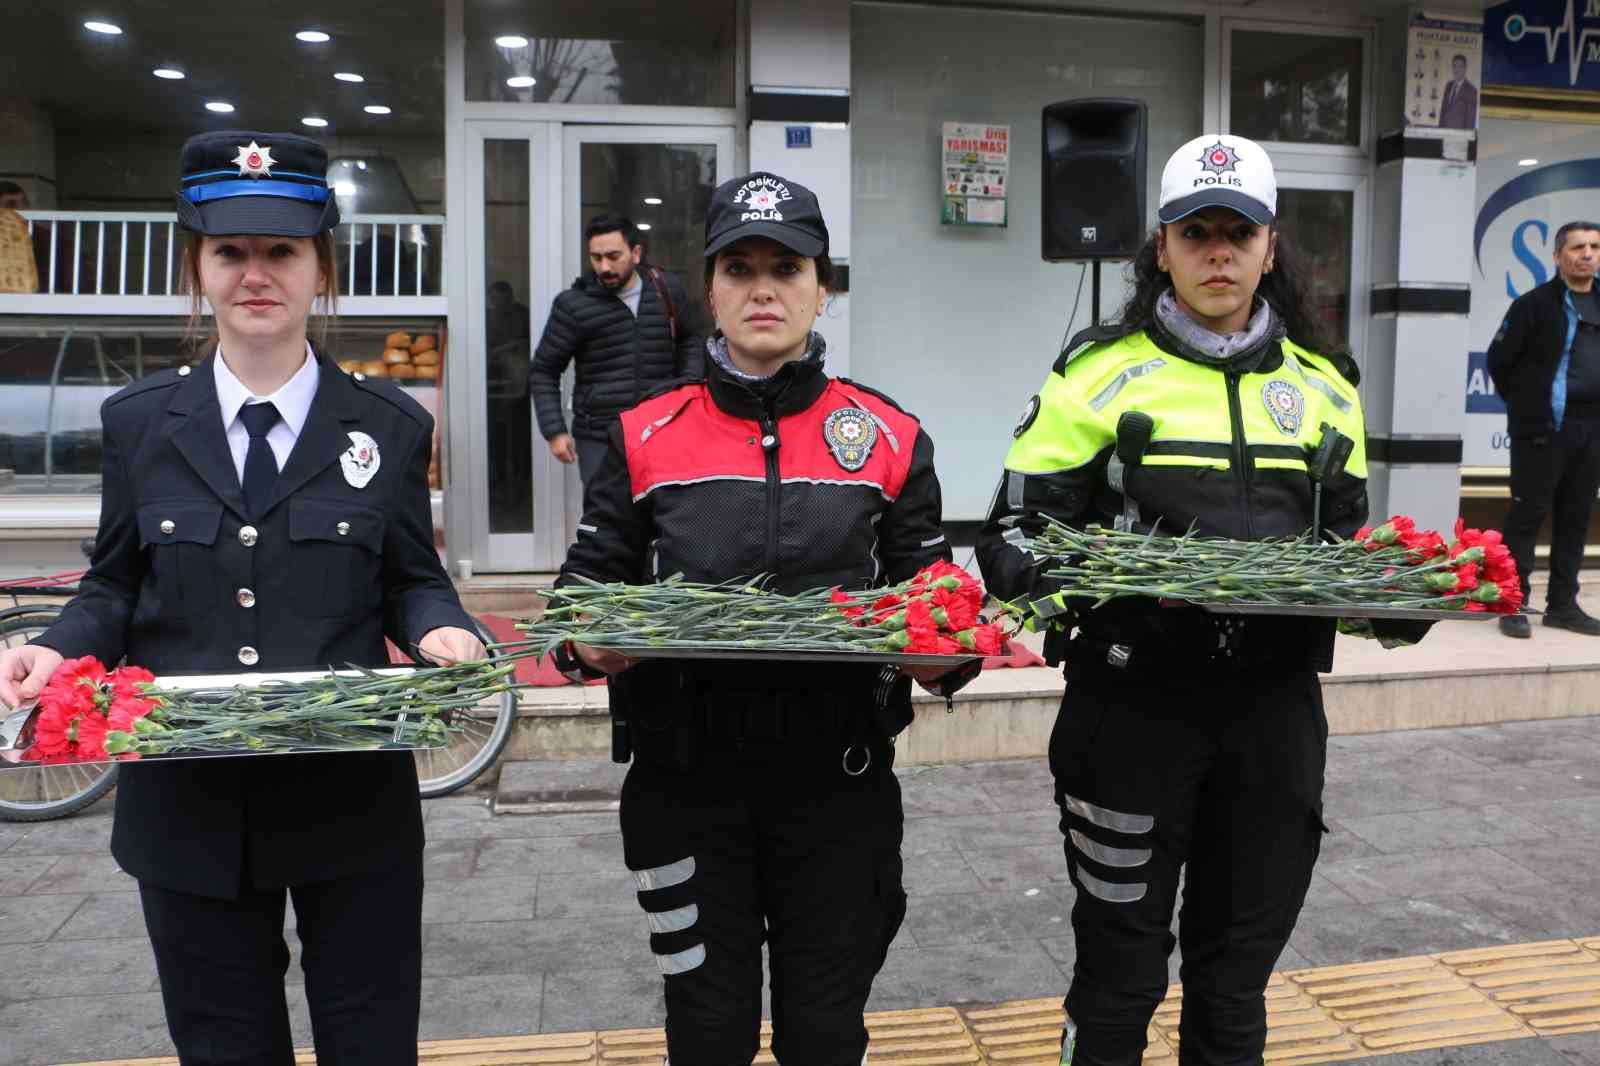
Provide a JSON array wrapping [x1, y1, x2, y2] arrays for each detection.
[[506, 76, 537, 88], [84, 21, 122, 35], [205, 101, 235, 113], [333, 181, 358, 196], [152, 68, 185, 80], [1517, 158, 1539, 167], [302, 117, 329, 128], [495, 35, 529, 48], [637, 223, 653, 231], [334, 72, 364, 83], [364, 104, 392, 115], [643, 197, 663, 205], [295, 30, 330, 43]]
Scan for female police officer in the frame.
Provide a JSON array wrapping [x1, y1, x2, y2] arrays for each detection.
[[977, 135, 1412, 1065], [0, 131, 482, 1066], [556, 172, 970, 1066]]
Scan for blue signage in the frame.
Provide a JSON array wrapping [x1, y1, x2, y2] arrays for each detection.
[[785, 126, 812, 149], [1474, 157, 1600, 287], [1485, 0, 1600, 93], [1466, 350, 1506, 414]]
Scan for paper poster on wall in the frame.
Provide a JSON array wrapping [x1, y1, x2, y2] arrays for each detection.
[[1405, 15, 1485, 131], [1463, 120, 1600, 466], [941, 123, 1009, 227]]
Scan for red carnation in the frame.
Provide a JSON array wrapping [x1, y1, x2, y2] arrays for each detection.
[[954, 624, 1005, 656], [931, 585, 981, 631], [830, 588, 867, 623]]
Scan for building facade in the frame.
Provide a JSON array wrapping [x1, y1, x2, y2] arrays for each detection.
[[2, 0, 1596, 575]]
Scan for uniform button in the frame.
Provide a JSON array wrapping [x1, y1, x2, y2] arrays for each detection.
[[761, 434, 776, 448], [237, 646, 259, 666], [159, 519, 175, 535], [353, 372, 366, 382], [236, 588, 256, 608], [238, 525, 258, 547], [177, 365, 191, 377], [336, 521, 351, 536]]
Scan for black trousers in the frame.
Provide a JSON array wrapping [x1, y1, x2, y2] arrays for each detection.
[[1049, 655, 1327, 1066], [1505, 417, 1600, 609], [139, 858, 425, 1066], [619, 729, 905, 1066], [576, 431, 612, 488]]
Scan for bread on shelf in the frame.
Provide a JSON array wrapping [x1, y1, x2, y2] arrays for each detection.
[[359, 360, 389, 377], [408, 333, 437, 355], [411, 348, 440, 367], [384, 331, 412, 349]]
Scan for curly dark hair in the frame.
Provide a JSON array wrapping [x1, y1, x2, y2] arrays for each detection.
[[1117, 226, 1345, 357]]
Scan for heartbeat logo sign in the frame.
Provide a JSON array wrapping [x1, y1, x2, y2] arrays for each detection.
[[1490, 0, 1600, 90]]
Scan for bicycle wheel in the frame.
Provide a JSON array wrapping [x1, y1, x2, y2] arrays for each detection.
[[414, 617, 517, 798], [0, 608, 119, 822]]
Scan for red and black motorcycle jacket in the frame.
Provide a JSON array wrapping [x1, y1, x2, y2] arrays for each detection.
[[556, 344, 954, 724]]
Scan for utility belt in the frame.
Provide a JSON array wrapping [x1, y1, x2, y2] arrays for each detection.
[[1064, 609, 1331, 677], [610, 660, 911, 773]]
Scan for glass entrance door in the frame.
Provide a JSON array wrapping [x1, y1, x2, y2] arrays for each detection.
[[454, 122, 732, 573], [460, 121, 563, 573], [562, 126, 734, 330]]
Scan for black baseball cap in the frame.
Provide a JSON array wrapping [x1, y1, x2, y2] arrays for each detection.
[[175, 130, 340, 237], [703, 172, 828, 259]]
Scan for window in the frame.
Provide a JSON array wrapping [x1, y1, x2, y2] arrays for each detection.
[[464, 0, 736, 107], [1229, 28, 1367, 149]]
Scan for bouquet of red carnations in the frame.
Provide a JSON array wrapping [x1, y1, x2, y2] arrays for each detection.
[[522, 561, 1009, 658], [11, 656, 514, 766], [1023, 515, 1522, 615]]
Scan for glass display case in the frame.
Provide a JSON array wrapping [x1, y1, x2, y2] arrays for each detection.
[[0, 317, 447, 497]]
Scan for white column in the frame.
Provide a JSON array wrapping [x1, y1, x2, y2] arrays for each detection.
[[748, 0, 852, 376]]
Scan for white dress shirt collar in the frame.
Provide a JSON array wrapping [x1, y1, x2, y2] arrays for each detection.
[[213, 342, 320, 435]]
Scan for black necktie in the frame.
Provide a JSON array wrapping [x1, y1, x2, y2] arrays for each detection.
[[238, 402, 281, 518]]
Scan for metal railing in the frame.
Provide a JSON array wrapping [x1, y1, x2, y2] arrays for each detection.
[[13, 210, 447, 299]]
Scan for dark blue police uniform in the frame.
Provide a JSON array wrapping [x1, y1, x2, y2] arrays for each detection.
[[34, 130, 475, 1066]]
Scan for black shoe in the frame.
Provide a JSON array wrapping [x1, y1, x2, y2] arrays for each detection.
[[1500, 614, 1532, 639], [1543, 606, 1600, 635]]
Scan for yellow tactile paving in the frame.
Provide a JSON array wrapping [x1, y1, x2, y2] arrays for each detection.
[[56, 936, 1600, 1066], [1439, 940, 1600, 1036]]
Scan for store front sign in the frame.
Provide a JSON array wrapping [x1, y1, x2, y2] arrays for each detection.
[[1484, 0, 1600, 93], [1465, 152, 1600, 464]]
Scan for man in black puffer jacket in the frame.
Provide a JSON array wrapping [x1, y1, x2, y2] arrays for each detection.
[[530, 215, 704, 491]]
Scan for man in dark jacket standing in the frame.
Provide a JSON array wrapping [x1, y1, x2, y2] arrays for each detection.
[[1488, 220, 1600, 638], [530, 215, 704, 489]]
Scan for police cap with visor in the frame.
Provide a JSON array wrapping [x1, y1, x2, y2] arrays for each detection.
[[704, 171, 829, 259], [175, 130, 340, 237], [1157, 133, 1277, 227]]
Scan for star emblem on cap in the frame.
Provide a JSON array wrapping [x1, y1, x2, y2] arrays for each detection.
[[1198, 140, 1239, 176], [232, 141, 276, 178]]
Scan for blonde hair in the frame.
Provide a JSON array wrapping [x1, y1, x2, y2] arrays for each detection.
[[179, 232, 340, 353]]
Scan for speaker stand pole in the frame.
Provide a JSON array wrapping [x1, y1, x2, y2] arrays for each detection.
[[1091, 259, 1102, 326]]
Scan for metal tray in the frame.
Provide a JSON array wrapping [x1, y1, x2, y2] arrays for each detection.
[[0, 665, 446, 769], [606, 645, 984, 667], [1199, 602, 1524, 621]]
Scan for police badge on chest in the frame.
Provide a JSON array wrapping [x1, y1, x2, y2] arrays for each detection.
[[822, 408, 877, 471]]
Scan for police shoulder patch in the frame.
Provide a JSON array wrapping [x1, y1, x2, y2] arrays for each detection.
[[1013, 394, 1041, 438]]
